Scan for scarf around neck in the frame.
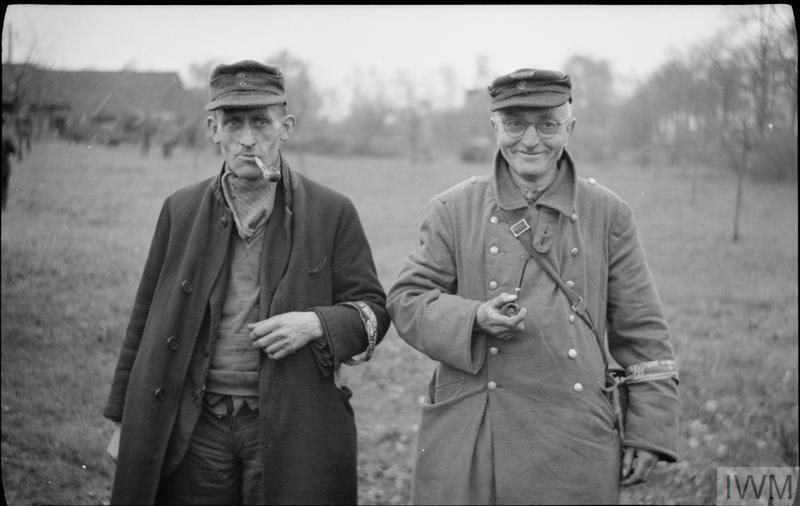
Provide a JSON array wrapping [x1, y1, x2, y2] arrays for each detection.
[[221, 168, 278, 243]]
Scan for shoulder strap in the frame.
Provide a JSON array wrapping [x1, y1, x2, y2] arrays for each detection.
[[497, 207, 610, 372]]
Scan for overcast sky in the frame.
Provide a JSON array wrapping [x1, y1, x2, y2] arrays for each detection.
[[4, 4, 750, 115]]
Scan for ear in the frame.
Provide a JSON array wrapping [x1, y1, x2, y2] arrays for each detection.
[[489, 114, 500, 133], [489, 115, 503, 145], [279, 114, 296, 142], [207, 115, 221, 144], [564, 117, 576, 143]]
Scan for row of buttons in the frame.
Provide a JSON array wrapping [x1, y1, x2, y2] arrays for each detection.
[[486, 213, 579, 291], [488, 346, 578, 359], [485, 205, 584, 393], [489, 279, 577, 290], [489, 212, 579, 226], [485, 346, 580, 392], [485, 240, 581, 259], [485, 381, 583, 392]]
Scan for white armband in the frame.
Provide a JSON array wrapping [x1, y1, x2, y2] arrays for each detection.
[[343, 301, 378, 365]]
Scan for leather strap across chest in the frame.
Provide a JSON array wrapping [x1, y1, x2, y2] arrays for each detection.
[[495, 207, 610, 373]]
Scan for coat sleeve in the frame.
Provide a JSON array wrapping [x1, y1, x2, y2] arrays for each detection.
[[387, 197, 485, 374], [606, 200, 679, 462], [311, 198, 390, 367], [103, 199, 172, 422]]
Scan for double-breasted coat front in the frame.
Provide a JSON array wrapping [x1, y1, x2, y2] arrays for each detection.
[[388, 151, 679, 504], [104, 157, 390, 505]]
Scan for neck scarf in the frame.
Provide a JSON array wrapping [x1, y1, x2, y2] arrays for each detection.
[[221, 168, 278, 243]]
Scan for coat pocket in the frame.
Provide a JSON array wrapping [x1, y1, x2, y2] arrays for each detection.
[[428, 377, 466, 405]]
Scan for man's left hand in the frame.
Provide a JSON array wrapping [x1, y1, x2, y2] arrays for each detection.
[[620, 446, 659, 486], [248, 312, 324, 360]]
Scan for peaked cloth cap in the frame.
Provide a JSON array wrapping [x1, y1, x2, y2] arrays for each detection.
[[488, 68, 572, 111], [206, 60, 286, 111]]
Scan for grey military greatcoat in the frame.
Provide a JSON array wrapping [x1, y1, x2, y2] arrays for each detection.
[[388, 151, 679, 504]]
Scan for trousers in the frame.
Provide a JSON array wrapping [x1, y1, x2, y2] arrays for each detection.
[[156, 396, 263, 505]]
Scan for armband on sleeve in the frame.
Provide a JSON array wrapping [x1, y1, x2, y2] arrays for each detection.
[[342, 301, 378, 365], [624, 359, 679, 384]]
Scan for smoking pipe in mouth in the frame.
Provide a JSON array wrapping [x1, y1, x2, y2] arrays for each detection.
[[253, 156, 281, 182]]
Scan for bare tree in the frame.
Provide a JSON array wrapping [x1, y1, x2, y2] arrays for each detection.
[[563, 54, 616, 162], [709, 45, 757, 243], [187, 59, 218, 90], [3, 27, 43, 160], [264, 50, 323, 169]]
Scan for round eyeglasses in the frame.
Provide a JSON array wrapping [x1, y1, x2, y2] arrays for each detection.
[[497, 116, 572, 138]]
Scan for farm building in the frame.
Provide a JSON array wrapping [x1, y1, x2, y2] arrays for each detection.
[[1, 63, 206, 147]]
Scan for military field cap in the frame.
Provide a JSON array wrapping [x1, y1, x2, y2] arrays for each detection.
[[488, 68, 572, 111], [205, 60, 286, 111]]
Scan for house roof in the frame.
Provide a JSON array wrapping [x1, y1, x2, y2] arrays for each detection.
[[2, 63, 205, 120]]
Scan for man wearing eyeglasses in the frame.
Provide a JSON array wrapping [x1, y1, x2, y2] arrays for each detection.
[[388, 68, 679, 504]]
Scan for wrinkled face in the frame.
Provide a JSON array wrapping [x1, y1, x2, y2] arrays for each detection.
[[491, 104, 575, 186], [208, 106, 295, 179]]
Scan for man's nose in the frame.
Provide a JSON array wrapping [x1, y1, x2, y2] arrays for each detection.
[[239, 124, 256, 146], [520, 123, 541, 144]]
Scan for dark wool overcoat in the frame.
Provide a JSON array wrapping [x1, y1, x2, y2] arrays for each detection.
[[104, 156, 390, 505], [388, 151, 679, 504]]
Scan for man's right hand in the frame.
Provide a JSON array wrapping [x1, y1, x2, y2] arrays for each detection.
[[474, 293, 527, 340], [107, 422, 121, 462]]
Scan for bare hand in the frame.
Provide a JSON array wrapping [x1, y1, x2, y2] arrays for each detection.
[[107, 422, 121, 462], [620, 446, 659, 486], [248, 312, 324, 360], [474, 293, 527, 340]]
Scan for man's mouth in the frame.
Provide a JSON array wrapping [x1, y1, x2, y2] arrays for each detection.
[[238, 154, 261, 163]]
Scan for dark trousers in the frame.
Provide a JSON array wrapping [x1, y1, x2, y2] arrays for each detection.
[[157, 398, 263, 505]]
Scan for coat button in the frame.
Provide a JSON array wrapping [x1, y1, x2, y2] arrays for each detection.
[[587, 178, 597, 185], [487, 381, 497, 390], [573, 383, 583, 392], [566, 280, 575, 288], [570, 248, 579, 257], [568, 348, 577, 359], [489, 346, 499, 355], [166, 336, 179, 350], [568, 314, 576, 324], [220, 216, 228, 228], [470, 176, 477, 184], [154, 388, 166, 401], [570, 213, 578, 222], [202, 346, 210, 357], [181, 279, 193, 293], [488, 281, 498, 290], [490, 216, 499, 224], [489, 246, 499, 255]]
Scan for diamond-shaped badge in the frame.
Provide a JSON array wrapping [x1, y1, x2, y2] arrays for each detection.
[[517, 80, 528, 91]]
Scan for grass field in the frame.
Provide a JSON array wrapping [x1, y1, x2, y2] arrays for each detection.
[[1, 140, 797, 505]]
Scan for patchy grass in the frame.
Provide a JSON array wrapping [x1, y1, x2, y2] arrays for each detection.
[[1, 140, 797, 505]]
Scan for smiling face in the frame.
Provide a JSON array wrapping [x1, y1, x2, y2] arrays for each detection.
[[490, 103, 575, 187], [207, 105, 295, 179]]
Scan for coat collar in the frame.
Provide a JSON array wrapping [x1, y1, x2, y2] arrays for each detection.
[[492, 149, 577, 216]]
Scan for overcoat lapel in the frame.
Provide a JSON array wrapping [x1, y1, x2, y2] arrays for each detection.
[[259, 179, 290, 319]]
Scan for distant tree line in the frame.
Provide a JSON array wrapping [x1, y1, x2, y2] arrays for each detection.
[[222, 6, 795, 181]]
